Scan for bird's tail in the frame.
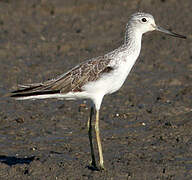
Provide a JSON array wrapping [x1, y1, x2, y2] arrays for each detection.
[[9, 83, 60, 100]]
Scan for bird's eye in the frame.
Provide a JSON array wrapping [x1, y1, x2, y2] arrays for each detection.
[[141, 18, 147, 22]]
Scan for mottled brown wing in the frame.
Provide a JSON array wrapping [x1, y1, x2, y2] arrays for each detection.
[[11, 56, 113, 97], [48, 56, 113, 93]]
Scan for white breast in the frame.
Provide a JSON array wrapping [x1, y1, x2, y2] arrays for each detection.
[[82, 50, 140, 96]]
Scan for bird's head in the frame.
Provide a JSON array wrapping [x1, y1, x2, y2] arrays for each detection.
[[129, 12, 186, 39]]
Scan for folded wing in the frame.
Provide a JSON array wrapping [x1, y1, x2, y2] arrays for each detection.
[[10, 56, 113, 99]]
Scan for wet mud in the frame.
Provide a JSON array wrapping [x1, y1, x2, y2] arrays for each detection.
[[0, 0, 192, 179]]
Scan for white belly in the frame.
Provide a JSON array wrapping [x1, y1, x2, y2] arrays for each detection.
[[82, 59, 136, 96]]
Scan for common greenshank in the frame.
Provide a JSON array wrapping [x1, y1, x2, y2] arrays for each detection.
[[10, 12, 186, 170]]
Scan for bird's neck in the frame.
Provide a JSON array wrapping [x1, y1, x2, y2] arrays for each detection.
[[123, 24, 142, 57]]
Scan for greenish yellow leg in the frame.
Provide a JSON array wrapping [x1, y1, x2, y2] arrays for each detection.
[[87, 107, 97, 168], [95, 110, 105, 170]]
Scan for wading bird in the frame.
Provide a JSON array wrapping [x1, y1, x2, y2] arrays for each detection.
[[10, 12, 186, 170]]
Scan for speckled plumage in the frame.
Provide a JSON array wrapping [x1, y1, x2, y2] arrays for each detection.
[[11, 13, 151, 102], [12, 56, 112, 95]]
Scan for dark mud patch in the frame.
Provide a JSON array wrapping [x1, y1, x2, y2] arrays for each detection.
[[0, 155, 35, 166]]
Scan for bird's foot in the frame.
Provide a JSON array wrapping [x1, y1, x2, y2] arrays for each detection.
[[98, 163, 106, 171], [87, 161, 99, 171], [87, 161, 106, 171]]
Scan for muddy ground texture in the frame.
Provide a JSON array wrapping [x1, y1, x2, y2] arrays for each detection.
[[0, 0, 192, 179]]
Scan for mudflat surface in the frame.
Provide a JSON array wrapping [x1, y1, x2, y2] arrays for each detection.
[[0, 0, 191, 179]]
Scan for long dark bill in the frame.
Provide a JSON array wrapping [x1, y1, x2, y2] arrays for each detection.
[[156, 26, 186, 39]]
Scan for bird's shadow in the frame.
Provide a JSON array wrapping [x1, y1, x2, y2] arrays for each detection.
[[0, 155, 35, 166]]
